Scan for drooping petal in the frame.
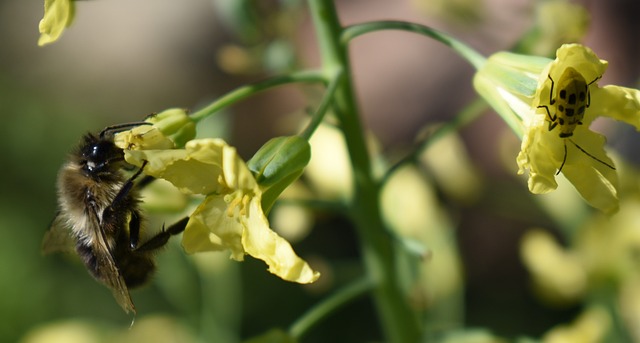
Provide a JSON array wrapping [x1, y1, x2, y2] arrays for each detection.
[[124, 139, 233, 195], [221, 143, 258, 192], [591, 86, 640, 129], [38, 0, 74, 46], [126, 148, 223, 195], [517, 118, 564, 193], [560, 132, 618, 214], [182, 195, 245, 260], [241, 196, 320, 283]]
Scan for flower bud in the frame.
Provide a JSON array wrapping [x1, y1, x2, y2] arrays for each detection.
[[147, 108, 196, 148], [247, 136, 311, 212], [248, 136, 311, 188]]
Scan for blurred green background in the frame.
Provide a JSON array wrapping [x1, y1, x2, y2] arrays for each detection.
[[1, 0, 640, 342]]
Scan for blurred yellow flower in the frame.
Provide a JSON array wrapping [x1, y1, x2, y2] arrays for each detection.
[[38, 0, 74, 46], [543, 307, 610, 343], [381, 165, 462, 307], [475, 44, 640, 213], [117, 134, 319, 284], [576, 198, 640, 285], [520, 229, 586, 305]]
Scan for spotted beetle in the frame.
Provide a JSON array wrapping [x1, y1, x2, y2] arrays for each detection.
[[539, 67, 598, 138], [537, 67, 614, 174]]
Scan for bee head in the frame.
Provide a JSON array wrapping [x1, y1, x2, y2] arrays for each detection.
[[75, 122, 151, 178], [79, 134, 124, 177]]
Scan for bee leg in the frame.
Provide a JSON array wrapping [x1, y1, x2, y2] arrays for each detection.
[[135, 217, 189, 252], [101, 161, 148, 248], [136, 175, 156, 189], [110, 161, 148, 210], [129, 210, 142, 249]]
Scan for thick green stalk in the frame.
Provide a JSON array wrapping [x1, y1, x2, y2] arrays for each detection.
[[307, 0, 422, 341]]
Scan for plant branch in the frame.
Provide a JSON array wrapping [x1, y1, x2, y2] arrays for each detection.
[[341, 21, 486, 70], [190, 70, 327, 122], [289, 278, 373, 340]]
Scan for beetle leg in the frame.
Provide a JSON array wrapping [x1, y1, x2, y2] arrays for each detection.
[[538, 105, 557, 132], [548, 74, 556, 105]]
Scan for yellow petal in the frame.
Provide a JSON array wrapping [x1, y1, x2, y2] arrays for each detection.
[[533, 44, 606, 110], [591, 85, 640, 129], [517, 123, 563, 193], [182, 195, 245, 260], [521, 229, 586, 303], [543, 307, 610, 343], [221, 143, 258, 192], [560, 135, 618, 214], [115, 126, 174, 151], [184, 139, 226, 165], [124, 140, 227, 195], [38, 0, 74, 46], [242, 197, 320, 283], [549, 44, 607, 85]]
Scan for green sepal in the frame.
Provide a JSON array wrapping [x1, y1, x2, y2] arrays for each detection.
[[248, 136, 311, 188], [148, 108, 197, 148]]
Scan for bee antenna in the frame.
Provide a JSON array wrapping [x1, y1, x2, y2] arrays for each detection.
[[99, 122, 153, 138]]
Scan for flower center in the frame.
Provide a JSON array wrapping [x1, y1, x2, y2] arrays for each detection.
[[226, 192, 251, 218]]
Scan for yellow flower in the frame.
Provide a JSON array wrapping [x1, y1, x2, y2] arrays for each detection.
[[475, 44, 640, 213], [520, 229, 586, 305], [38, 0, 75, 46], [116, 135, 319, 284], [542, 307, 610, 343]]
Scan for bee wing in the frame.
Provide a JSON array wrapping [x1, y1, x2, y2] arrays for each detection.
[[88, 207, 137, 315], [42, 213, 76, 255], [94, 229, 137, 314]]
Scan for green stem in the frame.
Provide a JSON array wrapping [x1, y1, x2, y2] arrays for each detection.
[[300, 69, 343, 141], [341, 21, 486, 70], [289, 278, 373, 340], [382, 97, 487, 184], [190, 70, 327, 122], [308, 1, 422, 342]]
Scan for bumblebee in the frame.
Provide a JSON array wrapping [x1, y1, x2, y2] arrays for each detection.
[[538, 68, 614, 174], [43, 123, 187, 314]]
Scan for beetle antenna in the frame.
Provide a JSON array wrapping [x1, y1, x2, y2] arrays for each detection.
[[557, 141, 568, 175], [569, 139, 615, 171]]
